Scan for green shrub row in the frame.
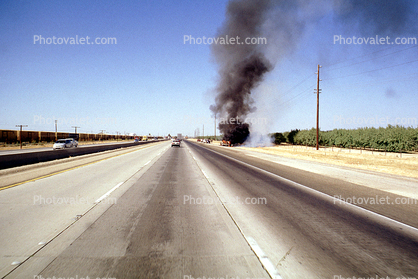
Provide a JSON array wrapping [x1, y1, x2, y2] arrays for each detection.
[[271, 125, 418, 152]]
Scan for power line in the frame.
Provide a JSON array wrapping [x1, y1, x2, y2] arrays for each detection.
[[325, 45, 418, 72], [276, 86, 312, 108], [348, 72, 418, 88], [273, 74, 315, 108], [282, 73, 315, 95], [323, 58, 418, 81], [323, 44, 417, 69]]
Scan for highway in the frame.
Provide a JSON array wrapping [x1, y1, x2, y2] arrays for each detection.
[[0, 141, 150, 156], [1, 140, 418, 278]]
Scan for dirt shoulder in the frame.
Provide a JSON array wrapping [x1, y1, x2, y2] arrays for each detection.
[[237, 144, 418, 179]]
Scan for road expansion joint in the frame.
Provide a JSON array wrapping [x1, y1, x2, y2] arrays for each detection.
[[184, 142, 283, 279]]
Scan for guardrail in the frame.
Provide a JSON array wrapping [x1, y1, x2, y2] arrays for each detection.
[[0, 140, 160, 170]]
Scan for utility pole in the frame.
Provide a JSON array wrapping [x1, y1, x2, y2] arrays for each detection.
[[116, 131, 119, 141], [315, 64, 322, 150], [55, 120, 58, 141], [71, 126, 80, 134], [71, 126, 80, 141], [99, 130, 105, 141], [203, 124, 204, 139], [16, 125, 28, 149], [214, 114, 216, 141]]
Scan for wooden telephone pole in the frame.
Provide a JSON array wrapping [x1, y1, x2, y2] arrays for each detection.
[[16, 124, 28, 149], [214, 114, 216, 140], [315, 65, 322, 150]]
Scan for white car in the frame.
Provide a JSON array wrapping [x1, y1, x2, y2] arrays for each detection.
[[53, 138, 78, 150], [171, 139, 181, 147]]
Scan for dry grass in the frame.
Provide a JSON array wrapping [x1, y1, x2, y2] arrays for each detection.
[[238, 145, 418, 179]]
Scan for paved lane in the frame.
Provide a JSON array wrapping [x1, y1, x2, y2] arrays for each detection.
[[5, 139, 418, 278], [0, 142, 169, 278], [7, 142, 269, 279], [186, 140, 418, 278]]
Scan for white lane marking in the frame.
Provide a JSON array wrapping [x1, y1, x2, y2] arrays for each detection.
[[96, 146, 164, 204], [95, 182, 123, 203], [188, 145, 283, 279], [247, 237, 283, 279], [201, 170, 209, 179], [204, 148, 418, 234]]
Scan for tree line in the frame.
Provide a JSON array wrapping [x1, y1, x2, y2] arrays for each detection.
[[271, 125, 418, 152]]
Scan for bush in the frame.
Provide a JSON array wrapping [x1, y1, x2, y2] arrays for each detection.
[[271, 133, 286, 144]]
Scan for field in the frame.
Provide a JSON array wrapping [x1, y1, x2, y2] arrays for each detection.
[[239, 144, 418, 179]]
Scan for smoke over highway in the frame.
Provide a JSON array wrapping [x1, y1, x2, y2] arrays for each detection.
[[210, 0, 273, 144], [210, 0, 417, 145]]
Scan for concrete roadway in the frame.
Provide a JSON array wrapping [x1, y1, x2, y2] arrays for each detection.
[[1, 140, 418, 278]]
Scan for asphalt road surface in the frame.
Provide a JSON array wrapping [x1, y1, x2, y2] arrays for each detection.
[[1, 140, 418, 279], [0, 141, 143, 156]]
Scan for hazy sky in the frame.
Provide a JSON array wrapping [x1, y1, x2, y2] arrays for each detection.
[[1, 0, 417, 137]]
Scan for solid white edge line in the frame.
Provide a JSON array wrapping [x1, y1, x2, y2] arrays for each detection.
[[95, 182, 124, 203], [144, 160, 152, 166], [247, 237, 283, 279], [187, 143, 283, 279], [207, 147, 418, 234]]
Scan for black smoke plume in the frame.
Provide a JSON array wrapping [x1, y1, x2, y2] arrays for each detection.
[[210, 0, 417, 145], [210, 0, 273, 144]]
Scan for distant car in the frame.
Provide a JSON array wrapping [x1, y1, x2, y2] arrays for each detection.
[[53, 138, 78, 150], [134, 138, 139, 142], [171, 139, 181, 147]]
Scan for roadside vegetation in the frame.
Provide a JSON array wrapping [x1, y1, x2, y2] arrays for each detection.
[[272, 125, 418, 153]]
